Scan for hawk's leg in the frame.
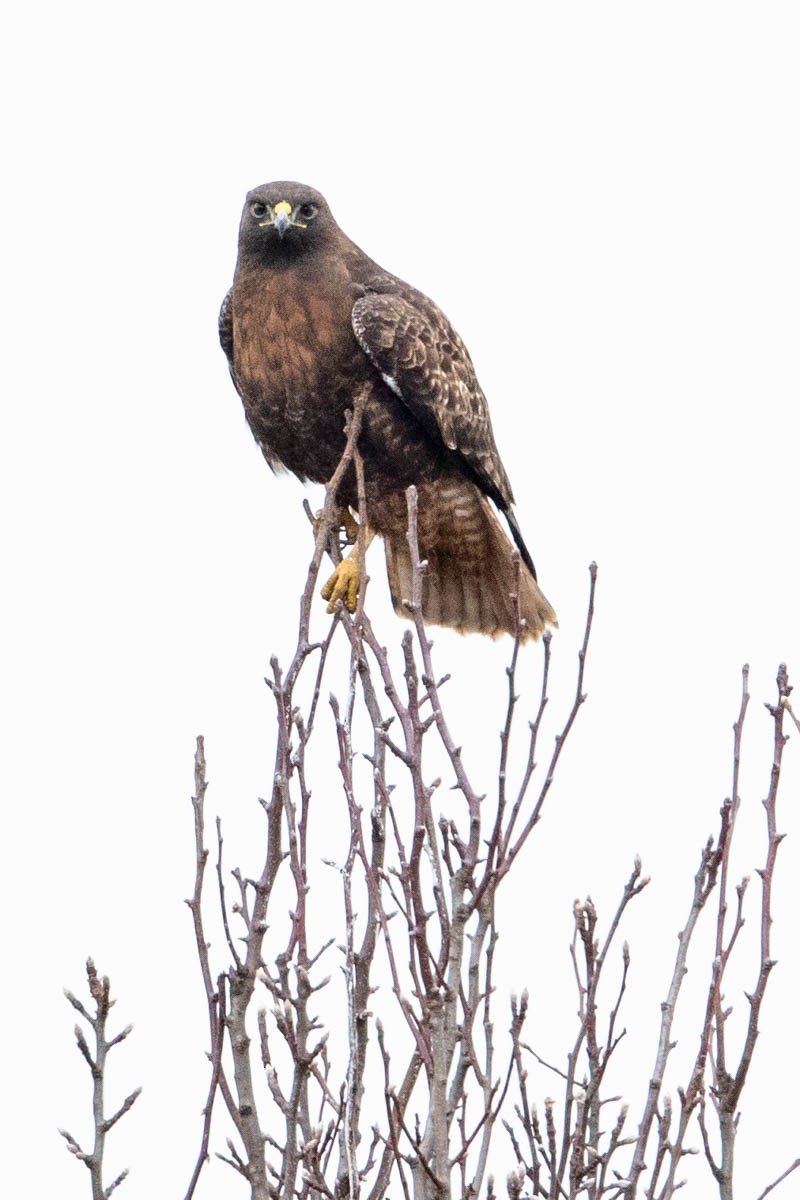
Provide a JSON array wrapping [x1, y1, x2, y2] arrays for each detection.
[[321, 525, 375, 613], [312, 505, 360, 553], [339, 506, 359, 546]]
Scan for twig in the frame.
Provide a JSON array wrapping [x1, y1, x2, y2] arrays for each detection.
[[183, 973, 227, 1200], [60, 959, 140, 1200], [754, 1157, 800, 1200]]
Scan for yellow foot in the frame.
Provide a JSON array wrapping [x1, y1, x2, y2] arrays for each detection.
[[321, 557, 360, 613]]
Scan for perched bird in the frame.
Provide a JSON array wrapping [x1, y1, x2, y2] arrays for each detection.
[[220, 181, 556, 640]]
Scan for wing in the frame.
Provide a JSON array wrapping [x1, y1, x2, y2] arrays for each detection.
[[219, 289, 235, 371], [351, 291, 514, 509], [219, 287, 248, 410]]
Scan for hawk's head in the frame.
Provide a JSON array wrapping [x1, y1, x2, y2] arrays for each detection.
[[238, 181, 335, 259]]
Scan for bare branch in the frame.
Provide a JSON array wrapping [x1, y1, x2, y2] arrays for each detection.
[[60, 959, 140, 1200], [754, 1157, 800, 1200]]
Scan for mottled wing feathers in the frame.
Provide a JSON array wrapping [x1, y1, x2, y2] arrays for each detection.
[[351, 292, 514, 508]]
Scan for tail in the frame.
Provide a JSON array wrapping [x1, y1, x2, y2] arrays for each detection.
[[381, 478, 557, 642]]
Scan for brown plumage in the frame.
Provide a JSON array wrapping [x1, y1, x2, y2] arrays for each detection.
[[220, 181, 556, 640]]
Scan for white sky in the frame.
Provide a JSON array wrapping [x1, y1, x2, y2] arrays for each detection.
[[2, 2, 799, 1196]]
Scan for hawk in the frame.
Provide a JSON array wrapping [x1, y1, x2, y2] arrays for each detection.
[[220, 182, 556, 640]]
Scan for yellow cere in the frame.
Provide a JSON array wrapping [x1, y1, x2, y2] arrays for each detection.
[[273, 201, 292, 216]]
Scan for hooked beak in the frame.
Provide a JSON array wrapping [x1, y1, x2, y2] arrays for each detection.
[[257, 199, 307, 239], [272, 200, 292, 238]]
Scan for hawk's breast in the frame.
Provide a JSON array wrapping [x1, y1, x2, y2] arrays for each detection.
[[231, 262, 365, 481]]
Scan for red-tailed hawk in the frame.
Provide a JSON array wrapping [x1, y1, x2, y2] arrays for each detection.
[[220, 182, 556, 640]]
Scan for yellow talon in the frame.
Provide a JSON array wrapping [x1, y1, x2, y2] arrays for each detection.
[[321, 557, 360, 613]]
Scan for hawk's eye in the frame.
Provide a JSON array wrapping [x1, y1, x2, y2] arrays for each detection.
[[251, 201, 267, 218], [299, 203, 318, 221]]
